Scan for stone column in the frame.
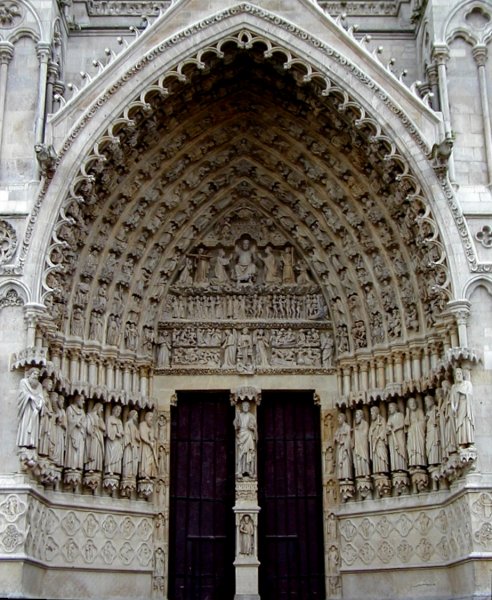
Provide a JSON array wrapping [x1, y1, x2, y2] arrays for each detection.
[[231, 386, 261, 600], [35, 43, 51, 147], [0, 42, 13, 151], [446, 300, 471, 348], [472, 45, 492, 187], [432, 44, 456, 181]]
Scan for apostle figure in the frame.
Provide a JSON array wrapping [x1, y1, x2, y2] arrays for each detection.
[[65, 395, 86, 471], [334, 413, 353, 480], [386, 402, 407, 471], [105, 405, 124, 475], [50, 393, 66, 467], [405, 397, 427, 467], [368, 405, 389, 473], [234, 238, 257, 284], [122, 410, 141, 479], [353, 409, 371, 477], [425, 395, 441, 465], [139, 412, 158, 479], [441, 380, 457, 459], [17, 368, 45, 449], [85, 403, 105, 472], [234, 401, 257, 478], [450, 367, 475, 447], [38, 378, 54, 457]]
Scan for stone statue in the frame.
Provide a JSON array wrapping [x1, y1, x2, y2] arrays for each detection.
[[122, 410, 141, 478], [85, 403, 105, 472], [441, 380, 457, 459], [334, 413, 353, 479], [281, 246, 296, 284], [105, 405, 124, 475], [368, 406, 389, 473], [234, 239, 257, 284], [254, 329, 270, 367], [386, 402, 407, 471], [263, 246, 279, 284], [320, 333, 334, 369], [213, 248, 230, 282], [424, 395, 441, 465], [237, 328, 253, 370], [50, 393, 66, 467], [193, 248, 211, 285], [405, 397, 426, 467], [65, 395, 86, 471], [352, 409, 370, 477], [234, 401, 257, 478], [139, 412, 158, 479], [450, 367, 475, 447], [38, 378, 54, 457], [222, 329, 237, 368], [16, 368, 45, 450], [239, 515, 255, 555], [157, 332, 171, 368], [176, 257, 193, 285]]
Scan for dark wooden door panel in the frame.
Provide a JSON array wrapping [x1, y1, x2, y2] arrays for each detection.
[[169, 392, 235, 600], [258, 391, 325, 600]]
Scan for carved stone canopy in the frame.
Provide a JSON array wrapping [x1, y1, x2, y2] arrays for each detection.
[[231, 386, 262, 406], [41, 44, 451, 374]]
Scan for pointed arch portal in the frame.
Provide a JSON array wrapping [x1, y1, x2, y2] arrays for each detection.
[[15, 9, 476, 599]]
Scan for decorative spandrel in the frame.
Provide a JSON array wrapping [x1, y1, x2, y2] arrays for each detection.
[[157, 210, 334, 374]]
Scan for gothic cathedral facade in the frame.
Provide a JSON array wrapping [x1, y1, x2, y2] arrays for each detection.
[[0, 0, 491, 598]]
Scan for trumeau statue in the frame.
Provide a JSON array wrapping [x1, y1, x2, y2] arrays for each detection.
[[65, 395, 86, 471], [334, 413, 353, 480], [239, 515, 255, 556], [234, 400, 257, 478], [352, 409, 370, 477], [450, 367, 475, 447], [105, 405, 124, 475], [17, 368, 45, 450]]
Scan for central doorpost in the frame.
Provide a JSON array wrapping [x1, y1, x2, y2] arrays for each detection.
[[231, 386, 261, 600]]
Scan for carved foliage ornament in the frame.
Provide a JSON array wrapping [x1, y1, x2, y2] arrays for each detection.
[[0, 1, 23, 28], [0, 219, 17, 264]]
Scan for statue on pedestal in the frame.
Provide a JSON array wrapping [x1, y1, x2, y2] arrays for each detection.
[[16, 368, 45, 450], [234, 400, 257, 478]]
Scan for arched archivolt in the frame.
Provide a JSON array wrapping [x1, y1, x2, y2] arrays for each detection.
[[23, 9, 465, 404]]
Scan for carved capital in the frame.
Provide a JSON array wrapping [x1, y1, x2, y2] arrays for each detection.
[[36, 42, 51, 64], [0, 41, 13, 65], [446, 299, 471, 324], [432, 44, 449, 66], [472, 45, 488, 67]]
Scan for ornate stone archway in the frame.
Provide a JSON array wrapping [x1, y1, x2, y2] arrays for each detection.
[[7, 4, 481, 599]]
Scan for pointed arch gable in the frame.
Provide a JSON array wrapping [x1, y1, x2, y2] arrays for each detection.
[[28, 2, 459, 296]]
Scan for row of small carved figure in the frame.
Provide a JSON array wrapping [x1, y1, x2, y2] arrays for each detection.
[[330, 368, 475, 500], [17, 368, 160, 498], [165, 292, 325, 321]]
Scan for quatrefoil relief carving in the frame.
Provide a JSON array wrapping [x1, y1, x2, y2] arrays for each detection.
[[475, 225, 492, 248]]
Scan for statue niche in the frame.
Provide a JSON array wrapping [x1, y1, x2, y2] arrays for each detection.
[[157, 209, 335, 375]]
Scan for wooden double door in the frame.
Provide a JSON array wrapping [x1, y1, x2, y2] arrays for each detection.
[[168, 391, 325, 600]]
